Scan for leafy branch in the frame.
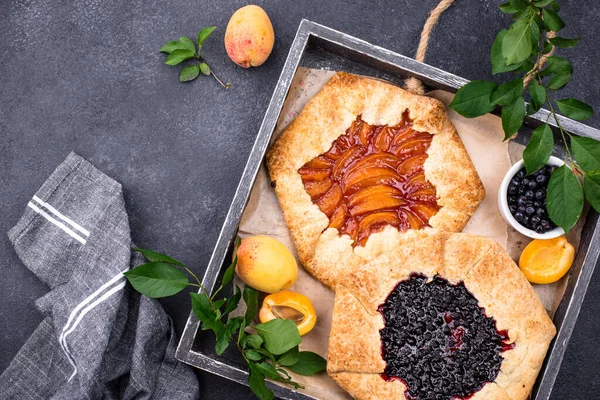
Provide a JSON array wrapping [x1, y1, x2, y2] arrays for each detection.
[[124, 243, 326, 400], [160, 26, 231, 88], [449, 0, 599, 233]]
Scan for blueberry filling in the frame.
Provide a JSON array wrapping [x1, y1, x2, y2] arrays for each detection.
[[507, 165, 557, 233], [378, 274, 513, 400]]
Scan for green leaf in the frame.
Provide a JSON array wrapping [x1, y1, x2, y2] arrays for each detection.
[[286, 352, 327, 376], [533, 0, 554, 6], [499, 2, 520, 14], [255, 362, 282, 381], [491, 78, 523, 106], [572, 137, 600, 172], [547, 72, 572, 90], [513, 7, 533, 21], [179, 36, 196, 54], [159, 40, 188, 54], [200, 63, 211, 76], [254, 319, 302, 355], [180, 65, 200, 82], [197, 26, 217, 50], [584, 172, 600, 213], [213, 299, 226, 310], [248, 362, 274, 400], [540, 56, 572, 76], [523, 124, 554, 174], [243, 286, 259, 325], [503, 18, 533, 65], [549, 1, 560, 12], [215, 325, 230, 355], [246, 350, 263, 361], [556, 98, 594, 121], [547, 165, 584, 233], [124, 262, 188, 298], [501, 96, 526, 139], [449, 80, 498, 118], [277, 346, 300, 366], [245, 334, 264, 350], [221, 252, 238, 289], [255, 348, 277, 363], [509, 0, 530, 9], [133, 248, 185, 266], [224, 286, 242, 315], [529, 18, 540, 42], [548, 37, 581, 48], [226, 316, 244, 336], [491, 30, 521, 74], [542, 9, 565, 32], [529, 79, 547, 114], [190, 292, 223, 333], [165, 49, 195, 66], [543, 41, 553, 53]]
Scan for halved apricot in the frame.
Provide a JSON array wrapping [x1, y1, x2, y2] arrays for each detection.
[[403, 209, 424, 230], [304, 155, 333, 169], [519, 236, 575, 284], [259, 291, 317, 336], [329, 204, 348, 229], [392, 136, 432, 159]]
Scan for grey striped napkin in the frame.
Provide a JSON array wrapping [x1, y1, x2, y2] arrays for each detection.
[[1, 152, 199, 399]]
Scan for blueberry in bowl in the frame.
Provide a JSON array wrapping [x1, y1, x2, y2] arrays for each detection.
[[499, 156, 565, 239]]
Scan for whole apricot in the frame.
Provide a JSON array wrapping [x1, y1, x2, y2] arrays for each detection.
[[235, 236, 297, 293], [224, 5, 274, 68]]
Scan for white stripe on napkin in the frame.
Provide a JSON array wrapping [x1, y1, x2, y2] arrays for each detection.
[[32, 195, 90, 237], [65, 280, 127, 381], [27, 202, 87, 244], [59, 269, 128, 378]]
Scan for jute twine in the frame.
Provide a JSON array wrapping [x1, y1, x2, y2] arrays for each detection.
[[405, 0, 556, 95]]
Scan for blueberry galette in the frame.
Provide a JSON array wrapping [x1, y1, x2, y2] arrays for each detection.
[[327, 232, 556, 400], [267, 72, 485, 289]]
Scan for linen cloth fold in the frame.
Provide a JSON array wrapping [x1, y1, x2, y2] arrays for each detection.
[[1, 152, 199, 399]]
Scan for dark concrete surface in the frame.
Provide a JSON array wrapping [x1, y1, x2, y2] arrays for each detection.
[[1, 0, 599, 398]]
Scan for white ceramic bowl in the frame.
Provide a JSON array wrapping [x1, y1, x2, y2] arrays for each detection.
[[498, 156, 565, 239]]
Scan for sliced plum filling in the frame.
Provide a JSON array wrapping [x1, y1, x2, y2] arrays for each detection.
[[298, 111, 439, 247], [378, 274, 514, 400]]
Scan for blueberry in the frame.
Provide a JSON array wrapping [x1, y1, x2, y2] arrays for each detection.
[[533, 201, 541, 208], [535, 189, 545, 200], [518, 205, 526, 212], [528, 180, 538, 189], [525, 206, 535, 215], [514, 212, 524, 222], [508, 185, 518, 195], [522, 178, 530, 186], [517, 169, 526, 178], [535, 174, 547, 184], [518, 197, 528, 206], [508, 196, 517, 205], [523, 216, 530, 227], [541, 220, 551, 231], [531, 215, 541, 225], [536, 208, 545, 217], [509, 205, 517, 214], [525, 190, 534, 199]]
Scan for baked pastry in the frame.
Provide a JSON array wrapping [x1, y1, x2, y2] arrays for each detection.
[[327, 231, 556, 400], [267, 72, 485, 289]]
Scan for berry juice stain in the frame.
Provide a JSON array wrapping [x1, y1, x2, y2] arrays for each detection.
[[377, 274, 514, 400]]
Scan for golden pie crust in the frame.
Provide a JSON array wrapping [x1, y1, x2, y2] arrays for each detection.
[[267, 72, 485, 289], [327, 231, 556, 400]]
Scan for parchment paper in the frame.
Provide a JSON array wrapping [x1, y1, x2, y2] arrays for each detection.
[[235, 68, 585, 398]]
